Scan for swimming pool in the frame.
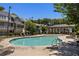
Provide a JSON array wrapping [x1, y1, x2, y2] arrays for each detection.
[[10, 35, 62, 46]]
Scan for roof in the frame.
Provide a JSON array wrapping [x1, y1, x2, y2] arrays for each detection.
[[11, 14, 17, 18], [0, 11, 8, 16], [0, 11, 24, 24], [11, 14, 24, 22], [36, 24, 47, 26], [48, 24, 75, 28]]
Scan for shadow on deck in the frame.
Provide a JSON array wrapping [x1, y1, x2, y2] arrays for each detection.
[[45, 41, 79, 56]]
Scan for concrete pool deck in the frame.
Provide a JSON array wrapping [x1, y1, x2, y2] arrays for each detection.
[[0, 34, 77, 56]]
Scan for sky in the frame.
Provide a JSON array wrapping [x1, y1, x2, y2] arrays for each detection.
[[0, 3, 63, 20]]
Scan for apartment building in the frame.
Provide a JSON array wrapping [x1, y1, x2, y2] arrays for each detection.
[[0, 11, 24, 35], [48, 24, 75, 34]]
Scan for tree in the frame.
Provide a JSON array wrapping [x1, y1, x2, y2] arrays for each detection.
[[54, 3, 79, 34], [41, 26, 48, 34], [35, 18, 52, 25], [41, 18, 50, 25], [32, 18, 66, 25], [25, 20, 37, 35], [54, 4, 78, 23], [0, 6, 5, 11]]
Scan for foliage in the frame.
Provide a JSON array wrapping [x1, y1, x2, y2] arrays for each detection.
[[41, 26, 48, 34], [25, 19, 49, 34], [54, 3, 79, 33], [54, 4, 79, 24], [25, 20, 37, 35], [31, 18, 67, 25], [0, 6, 5, 11]]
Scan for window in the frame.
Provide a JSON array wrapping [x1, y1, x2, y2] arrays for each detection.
[[0, 15, 2, 20], [11, 17, 14, 21], [5, 16, 8, 21], [10, 23, 14, 27], [0, 15, 8, 21]]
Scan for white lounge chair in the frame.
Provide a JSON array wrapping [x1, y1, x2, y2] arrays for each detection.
[[0, 46, 15, 55]]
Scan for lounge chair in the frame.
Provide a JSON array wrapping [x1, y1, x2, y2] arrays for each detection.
[[46, 44, 59, 50], [0, 46, 15, 55], [76, 40, 79, 46]]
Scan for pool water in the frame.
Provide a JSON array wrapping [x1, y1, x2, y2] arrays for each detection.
[[10, 35, 62, 46]]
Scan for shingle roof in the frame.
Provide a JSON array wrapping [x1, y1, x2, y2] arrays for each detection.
[[48, 24, 75, 27], [0, 11, 8, 16], [0, 11, 24, 24], [36, 24, 47, 26]]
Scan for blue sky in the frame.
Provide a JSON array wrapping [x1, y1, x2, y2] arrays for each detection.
[[0, 3, 63, 20]]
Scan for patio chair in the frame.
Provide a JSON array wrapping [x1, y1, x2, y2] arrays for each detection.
[[46, 44, 59, 51], [0, 46, 15, 55], [76, 40, 79, 46]]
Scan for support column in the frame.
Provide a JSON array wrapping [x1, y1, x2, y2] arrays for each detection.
[[59, 28, 60, 34], [69, 27, 72, 34]]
